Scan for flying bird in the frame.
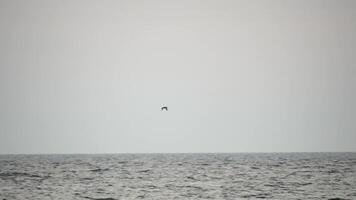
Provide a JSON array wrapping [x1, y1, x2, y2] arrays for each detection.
[[161, 106, 168, 111]]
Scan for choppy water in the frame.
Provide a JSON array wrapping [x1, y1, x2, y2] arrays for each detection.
[[0, 153, 355, 200]]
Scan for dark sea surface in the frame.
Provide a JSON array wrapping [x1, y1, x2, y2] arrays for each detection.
[[0, 153, 355, 200]]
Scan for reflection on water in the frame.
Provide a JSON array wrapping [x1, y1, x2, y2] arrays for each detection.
[[0, 153, 355, 199]]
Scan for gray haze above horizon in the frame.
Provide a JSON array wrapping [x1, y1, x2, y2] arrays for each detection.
[[1, 0, 356, 154]]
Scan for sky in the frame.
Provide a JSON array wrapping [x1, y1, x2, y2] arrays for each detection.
[[0, 0, 356, 154]]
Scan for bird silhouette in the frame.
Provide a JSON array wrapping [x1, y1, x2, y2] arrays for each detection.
[[161, 106, 168, 111]]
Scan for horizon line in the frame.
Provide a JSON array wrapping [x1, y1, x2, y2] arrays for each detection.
[[1, 151, 355, 156]]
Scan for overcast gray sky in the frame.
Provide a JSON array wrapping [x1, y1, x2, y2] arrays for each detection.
[[1, 0, 356, 154]]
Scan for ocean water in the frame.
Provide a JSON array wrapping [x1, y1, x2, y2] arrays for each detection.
[[0, 153, 355, 200]]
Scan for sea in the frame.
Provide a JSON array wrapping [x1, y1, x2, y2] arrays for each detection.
[[0, 153, 355, 200]]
